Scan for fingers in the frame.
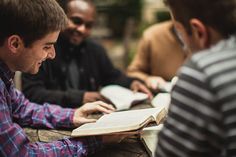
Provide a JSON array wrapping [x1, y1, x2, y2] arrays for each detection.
[[146, 80, 154, 90], [98, 101, 116, 111], [131, 80, 153, 99], [137, 84, 153, 99], [130, 80, 140, 92], [83, 101, 115, 114], [93, 101, 115, 114], [73, 116, 97, 126], [150, 79, 159, 90], [79, 117, 97, 124], [73, 101, 115, 126], [146, 76, 167, 91], [131, 83, 139, 93]]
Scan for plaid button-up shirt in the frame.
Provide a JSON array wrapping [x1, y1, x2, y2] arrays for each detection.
[[0, 61, 101, 157]]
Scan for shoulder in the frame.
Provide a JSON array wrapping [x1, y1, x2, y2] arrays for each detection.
[[143, 21, 173, 38], [85, 39, 105, 50], [0, 78, 9, 101], [84, 39, 107, 55], [179, 37, 236, 86], [0, 78, 5, 90], [191, 37, 236, 73]]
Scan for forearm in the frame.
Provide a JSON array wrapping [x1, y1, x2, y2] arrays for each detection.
[[14, 102, 75, 129], [0, 124, 102, 157], [126, 70, 150, 82], [12, 90, 76, 129]]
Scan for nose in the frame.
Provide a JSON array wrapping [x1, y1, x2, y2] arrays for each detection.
[[47, 46, 56, 59], [76, 24, 86, 33]]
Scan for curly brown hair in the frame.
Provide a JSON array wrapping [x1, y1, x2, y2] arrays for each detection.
[[57, 0, 94, 14]]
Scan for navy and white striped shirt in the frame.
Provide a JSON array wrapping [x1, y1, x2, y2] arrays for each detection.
[[156, 36, 236, 157]]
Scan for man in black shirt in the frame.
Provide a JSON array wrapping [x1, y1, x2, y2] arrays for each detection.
[[22, 0, 151, 108]]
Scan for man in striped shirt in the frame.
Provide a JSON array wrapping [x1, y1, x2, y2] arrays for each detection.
[[156, 0, 236, 156], [0, 0, 116, 156]]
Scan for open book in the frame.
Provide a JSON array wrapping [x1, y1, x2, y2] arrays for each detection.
[[100, 85, 148, 110], [151, 93, 171, 109], [71, 107, 166, 137]]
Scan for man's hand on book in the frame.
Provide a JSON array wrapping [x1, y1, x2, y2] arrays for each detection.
[[73, 101, 115, 126], [130, 80, 153, 99]]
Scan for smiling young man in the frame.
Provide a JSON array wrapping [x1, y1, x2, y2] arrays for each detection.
[[21, 0, 152, 108], [155, 0, 236, 157], [0, 0, 116, 156]]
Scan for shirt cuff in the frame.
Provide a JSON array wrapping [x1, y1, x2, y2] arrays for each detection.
[[69, 109, 77, 128], [70, 136, 103, 156]]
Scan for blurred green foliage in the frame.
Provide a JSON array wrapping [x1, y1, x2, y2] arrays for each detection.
[[95, 0, 143, 38], [155, 10, 171, 23]]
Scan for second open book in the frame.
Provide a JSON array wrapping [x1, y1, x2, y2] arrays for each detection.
[[71, 107, 167, 137], [100, 85, 148, 111]]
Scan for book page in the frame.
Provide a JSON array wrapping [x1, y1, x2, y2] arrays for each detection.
[[71, 108, 164, 137], [151, 93, 171, 110], [159, 76, 178, 92], [158, 82, 172, 93], [141, 125, 164, 157], [100, 85, 148, 110]]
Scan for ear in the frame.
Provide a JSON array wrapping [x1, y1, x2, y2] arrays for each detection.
[[189, 19, 209, 49], [7, 35, 24, 54]]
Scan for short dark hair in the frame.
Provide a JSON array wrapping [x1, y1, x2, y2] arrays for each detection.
[[164, 0, 236, 38], [0, 0, 67, 47], [57, 0, 94, 13]]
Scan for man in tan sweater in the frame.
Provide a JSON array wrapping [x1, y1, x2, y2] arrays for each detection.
[[127, 21, 188, 92]]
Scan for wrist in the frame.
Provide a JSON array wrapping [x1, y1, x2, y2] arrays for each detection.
[[72, 108, 81, 127]]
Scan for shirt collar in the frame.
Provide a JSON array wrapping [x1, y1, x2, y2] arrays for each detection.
[[0, 60, 15, 89], [57, 35, 87, 59]]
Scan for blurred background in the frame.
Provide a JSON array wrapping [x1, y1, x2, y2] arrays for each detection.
[[90, 0, 170, 70]]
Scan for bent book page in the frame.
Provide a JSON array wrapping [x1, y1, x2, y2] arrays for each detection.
[[100, 85, 148, 110], [140, 124, 164, 157]]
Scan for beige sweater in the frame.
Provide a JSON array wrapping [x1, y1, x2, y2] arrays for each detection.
[[127, 21, 187, 81]]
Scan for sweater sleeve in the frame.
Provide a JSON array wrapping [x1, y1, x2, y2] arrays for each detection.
[[127, 35, 151, 82], [21, 64, 84, 108]]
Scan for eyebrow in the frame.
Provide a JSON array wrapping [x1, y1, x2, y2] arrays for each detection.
[[44, 42, 56, 45], [70, 16, 94, 23]]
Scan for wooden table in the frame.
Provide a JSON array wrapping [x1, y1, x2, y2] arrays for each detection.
[[24, 103, 152, 157]]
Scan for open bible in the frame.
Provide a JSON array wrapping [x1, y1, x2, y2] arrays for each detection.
[[151, 93, 171, 109], [100, 85, 148, 110], [71, 107, 166, 137]]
